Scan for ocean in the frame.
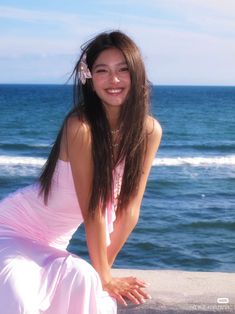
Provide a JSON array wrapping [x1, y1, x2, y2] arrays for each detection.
[[0, 84, 234, 272]]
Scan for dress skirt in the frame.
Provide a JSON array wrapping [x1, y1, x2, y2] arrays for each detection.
[[0, 159, 123, 313]]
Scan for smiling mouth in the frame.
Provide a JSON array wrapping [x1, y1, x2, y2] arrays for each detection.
[[106, 88, 123, 95]]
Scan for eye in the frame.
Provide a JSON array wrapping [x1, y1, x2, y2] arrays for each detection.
[[95, 68, 107, 73], [119, 67, 129, 72]]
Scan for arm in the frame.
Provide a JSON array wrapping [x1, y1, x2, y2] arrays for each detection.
[[107, 117, 162, 266], [66, 116, 162, 305], [66, 117, 111, 285]]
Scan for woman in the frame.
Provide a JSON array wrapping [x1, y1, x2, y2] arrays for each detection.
[[0, 30, 162, 313]]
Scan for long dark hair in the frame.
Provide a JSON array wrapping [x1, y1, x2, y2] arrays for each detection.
[[39, 30, 150, 216]]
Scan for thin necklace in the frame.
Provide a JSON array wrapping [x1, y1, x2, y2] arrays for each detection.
[[111, 127, 120, 148], [111, 128, 120, 135], [112, 142, 119, 148]]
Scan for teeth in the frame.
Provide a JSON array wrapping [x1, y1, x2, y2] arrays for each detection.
[[107, 88, 122, 94]]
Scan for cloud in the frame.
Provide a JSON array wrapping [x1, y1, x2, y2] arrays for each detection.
[[0, 53, 74, 84], [109, 0, 235, 37], [165, 0, 235, 18], [0, 5, 98, 58], [0, 5, 79, 25], [136, 28, 235, 85], [0, 35, 78, 57], [125, 0, 235, 18], [0, 2, 234, 85]]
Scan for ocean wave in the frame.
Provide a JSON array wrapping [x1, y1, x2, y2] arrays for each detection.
[[162, 143, 235, 152], [0, 156, 46, 167], [153, 155, 235, 166], [0, 143, 50, 149], [0, 155, 235, 168]]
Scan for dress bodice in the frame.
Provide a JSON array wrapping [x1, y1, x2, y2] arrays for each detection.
[[0, 159, 124, 250]]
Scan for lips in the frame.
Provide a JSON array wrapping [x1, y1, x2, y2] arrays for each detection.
[[105, 88, 123, 95]]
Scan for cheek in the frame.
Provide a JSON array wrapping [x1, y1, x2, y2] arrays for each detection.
[[92, 76, 105, 90], [91, 82, 106, 99], [124, 74, 131, 87]]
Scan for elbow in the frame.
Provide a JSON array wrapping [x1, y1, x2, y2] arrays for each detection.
[[123, 206, 140, 230], [131, 211, 139, 229]]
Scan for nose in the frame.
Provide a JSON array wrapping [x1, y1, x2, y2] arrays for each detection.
[[109, 71, 120, 83]]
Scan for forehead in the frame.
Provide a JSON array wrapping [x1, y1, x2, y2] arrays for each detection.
[[93, 48, 126, 66]]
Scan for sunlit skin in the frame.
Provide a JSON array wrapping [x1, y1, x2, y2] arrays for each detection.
[[61, 47, 162, 307], [91, 48, 131, 130]]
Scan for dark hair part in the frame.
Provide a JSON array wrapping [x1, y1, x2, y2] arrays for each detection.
[[39, 30, 150, 216]]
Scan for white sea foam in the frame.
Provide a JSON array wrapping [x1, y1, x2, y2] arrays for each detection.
[[153, 155, 235, 167], [0, 156, 46, 167], [0, 155, 235, 169]]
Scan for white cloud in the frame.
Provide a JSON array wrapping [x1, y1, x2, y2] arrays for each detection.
[[124, 25, 235, 85], [167, 0, 235, 18], [0, 2, 234, 85], [0, 5, 79, 25], [110, 0, 235, 37], [0, 54, 73, 84], [126, 0, 235, 18], [0, 35, 77, 56], [0, 6, 99, 57]]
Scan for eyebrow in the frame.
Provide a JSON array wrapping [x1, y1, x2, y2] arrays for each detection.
[[93, 62, 127, 70]]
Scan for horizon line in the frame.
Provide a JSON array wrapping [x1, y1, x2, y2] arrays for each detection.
[[0, 83, 234, 88]]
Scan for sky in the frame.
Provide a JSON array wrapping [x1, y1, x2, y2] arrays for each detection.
[[0, 0, 235, 85]]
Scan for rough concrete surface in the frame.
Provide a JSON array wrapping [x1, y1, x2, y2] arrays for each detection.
[[111, 269, 235, 314]]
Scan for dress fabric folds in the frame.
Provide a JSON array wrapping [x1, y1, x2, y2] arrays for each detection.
[[0, 159, 122, 314]]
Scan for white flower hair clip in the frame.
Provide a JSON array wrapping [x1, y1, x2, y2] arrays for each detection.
[[78, 54, 92, 85]]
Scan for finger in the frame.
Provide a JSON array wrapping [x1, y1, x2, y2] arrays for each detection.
[[116, 294, 128, 307], [133, 287, 152, 300], [125, 291, 141, 305], [126, 276, 149, 288], [130, 289, 147, 304], [108, 290, 128, 307], [133, 277, 150, 288]]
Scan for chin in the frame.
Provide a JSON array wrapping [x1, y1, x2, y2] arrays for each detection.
[[103, 99, 125, 108]]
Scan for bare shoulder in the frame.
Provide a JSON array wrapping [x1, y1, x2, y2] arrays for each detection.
[[141, 115, 162, 168], [145, 115, 162, 144], [65, 115, 92, 146], [60, 115, 92, 162]]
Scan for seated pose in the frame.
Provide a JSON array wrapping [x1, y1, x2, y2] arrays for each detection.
[[0, 30, 162, 313]]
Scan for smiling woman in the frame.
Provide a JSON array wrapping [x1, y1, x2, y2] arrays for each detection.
[[0, 30, 162, 314], [92, 48, 131, 110]]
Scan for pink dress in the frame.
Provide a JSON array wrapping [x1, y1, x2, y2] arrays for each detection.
[[0, 159, 123, 314]]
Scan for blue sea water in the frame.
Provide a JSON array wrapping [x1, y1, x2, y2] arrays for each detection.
[[0, 84, 234, 272]]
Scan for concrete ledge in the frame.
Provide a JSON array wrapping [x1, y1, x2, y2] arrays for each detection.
[[111, 269, 235, 313]]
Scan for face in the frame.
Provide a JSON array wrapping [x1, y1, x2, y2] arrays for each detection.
[[91, 48, 131, 110]]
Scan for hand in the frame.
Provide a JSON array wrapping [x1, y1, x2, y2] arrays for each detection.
[[103, 276, 151, 306]]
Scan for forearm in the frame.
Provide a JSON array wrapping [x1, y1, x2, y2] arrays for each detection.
[[107, 207, 139, 267], [84, 210, 149, 306], [84, 213, 111, 284]]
